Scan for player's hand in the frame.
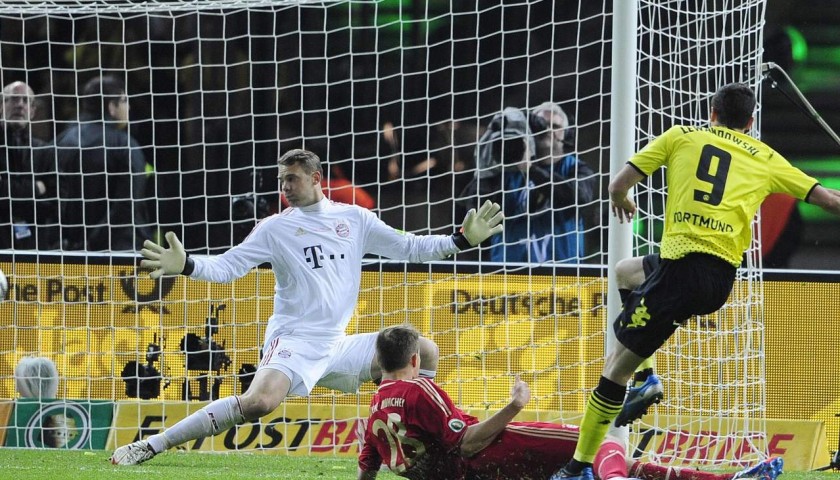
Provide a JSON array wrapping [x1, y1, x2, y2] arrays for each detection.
[[611, 194, 637, 223], [140, 231, 187, 279], [462, 200, 504, 246], [510, 375, 530, 409]]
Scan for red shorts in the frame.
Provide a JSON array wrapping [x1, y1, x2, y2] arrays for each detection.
[[464, 421, 579, 479]]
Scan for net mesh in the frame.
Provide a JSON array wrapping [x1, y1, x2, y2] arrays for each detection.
[[632, 0, 768, 464], [0, 0, 771, 464]]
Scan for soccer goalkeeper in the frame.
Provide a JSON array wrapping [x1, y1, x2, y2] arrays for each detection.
[[110, 148, 503, 465], [554, 83, 840, 479]]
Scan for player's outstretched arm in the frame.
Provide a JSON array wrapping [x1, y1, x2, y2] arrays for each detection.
[[140, 231, 191, 279], [461, 199, 504, 246], [459, 376, 530, 457], [807, 184, 840, 216]]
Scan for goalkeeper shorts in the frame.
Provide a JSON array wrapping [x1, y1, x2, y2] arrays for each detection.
[[259, 332, 377, 396]]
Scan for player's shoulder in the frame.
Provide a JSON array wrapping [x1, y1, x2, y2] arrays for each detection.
[[406, 378, 453, 410], [326, 200, 377, 225], [247, 213, 292, 236], [326, 199, 371, 215]]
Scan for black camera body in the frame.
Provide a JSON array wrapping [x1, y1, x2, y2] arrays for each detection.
[[121, 337, 167, 399], [181, 332, 232, 372], [121, 361, 162, 399], [527, 110, 576, 151], [180, 304, 232, 401]]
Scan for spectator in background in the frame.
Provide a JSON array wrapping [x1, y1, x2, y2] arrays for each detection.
[[0, 81, 59, 250], [15, 356, 59, 399], [57, 75, 153, 251], [458, 104, 596, 263]]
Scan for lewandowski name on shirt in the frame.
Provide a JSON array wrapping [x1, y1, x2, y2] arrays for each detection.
[[680, 126, 760, 156], [673, 211, 734, 232]]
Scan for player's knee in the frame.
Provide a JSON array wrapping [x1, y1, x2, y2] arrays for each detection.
[[615, 257, 644, 290], [239, 391, 282, 419]]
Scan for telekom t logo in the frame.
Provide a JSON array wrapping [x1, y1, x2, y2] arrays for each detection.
[[303, 245, 347, 269], [304, 245, 325, 269]]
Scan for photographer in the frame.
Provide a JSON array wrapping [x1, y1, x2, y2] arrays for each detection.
[[459, 105, 596, 263]]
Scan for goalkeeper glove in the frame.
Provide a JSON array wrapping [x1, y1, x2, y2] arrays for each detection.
[[140, 231, 191, 279], [460, 200, 504, 247]]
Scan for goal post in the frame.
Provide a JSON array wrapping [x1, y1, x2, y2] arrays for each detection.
[[0, 0, 769, 464]]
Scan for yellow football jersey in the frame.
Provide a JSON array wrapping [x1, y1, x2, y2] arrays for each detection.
[[629, 125, 818, 266]]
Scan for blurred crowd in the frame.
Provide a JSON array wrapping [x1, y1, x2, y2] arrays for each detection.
[[1, 76, 601, 264]]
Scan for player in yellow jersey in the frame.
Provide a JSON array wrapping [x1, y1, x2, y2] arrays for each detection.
[[553, 83, 840, 480]]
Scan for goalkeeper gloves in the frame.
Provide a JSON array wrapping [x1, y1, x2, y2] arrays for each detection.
[[459, 200, 504, 247], [140, 231, 192, 279]]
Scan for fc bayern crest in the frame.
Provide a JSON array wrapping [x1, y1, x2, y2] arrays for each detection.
[[335, 222, 350, 238]]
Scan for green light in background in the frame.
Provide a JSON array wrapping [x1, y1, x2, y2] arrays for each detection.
[[784, 26, 808, 63], [799, 176, 840, 222]]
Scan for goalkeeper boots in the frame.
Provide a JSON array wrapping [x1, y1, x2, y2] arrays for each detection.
[[614, 374, 663, 427], [731, 457, 784, 480], [549, 467, 595, 480], [110, 440, 158, 466]]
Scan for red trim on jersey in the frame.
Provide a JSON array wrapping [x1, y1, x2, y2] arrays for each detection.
[[259, 337, 281, 368]]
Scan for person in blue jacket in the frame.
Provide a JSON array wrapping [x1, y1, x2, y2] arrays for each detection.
[[459, 103, 596, 263]]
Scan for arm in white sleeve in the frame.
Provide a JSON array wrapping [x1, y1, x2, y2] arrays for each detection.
[[188, 219, 273, 283], [363, 210, 461, 262]]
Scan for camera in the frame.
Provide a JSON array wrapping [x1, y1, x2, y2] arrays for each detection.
[[180, 304, 232, 401], [121, 334, 169, 399]]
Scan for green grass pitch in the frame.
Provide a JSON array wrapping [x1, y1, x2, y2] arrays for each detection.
[[0, 448, 835, 480]]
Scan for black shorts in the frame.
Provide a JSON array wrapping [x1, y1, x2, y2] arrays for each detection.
[[614, 253, 737, 358], [642, 253, 660, 277]]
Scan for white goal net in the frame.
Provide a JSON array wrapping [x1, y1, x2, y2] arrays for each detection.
[[0, 0, 767, 465], [630, 0, 768, 465]]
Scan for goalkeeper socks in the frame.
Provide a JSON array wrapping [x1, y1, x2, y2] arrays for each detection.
[[571, 376, 625, 464], [593, 439, 628, 480], [150, 395, 245, 452]]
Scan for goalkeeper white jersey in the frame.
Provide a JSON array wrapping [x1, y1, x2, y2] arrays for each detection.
[[189, 197, 460, 345]]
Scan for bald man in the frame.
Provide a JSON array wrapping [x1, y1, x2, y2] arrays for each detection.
[[0, 81, 59, 250]]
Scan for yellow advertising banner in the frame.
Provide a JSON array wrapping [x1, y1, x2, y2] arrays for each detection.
[[627, 414, 830, 471], [107, 401, 366, 456], [2, 260, 840, 466], [106, 400, 828, 472]]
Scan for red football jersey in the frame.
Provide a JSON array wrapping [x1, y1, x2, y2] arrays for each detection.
[[358, 378, 580, 479], [358, 378, 478, 479]]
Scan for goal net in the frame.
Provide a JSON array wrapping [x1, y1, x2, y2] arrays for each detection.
[[0, 0, 767, 465], [630, 0, 769, 465]]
